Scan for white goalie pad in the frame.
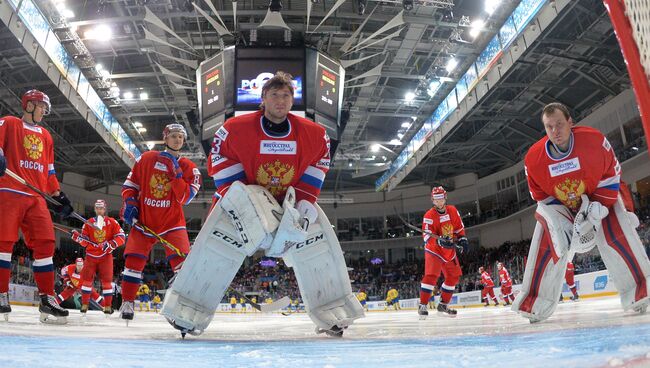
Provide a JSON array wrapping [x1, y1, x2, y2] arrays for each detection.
[[596, 197, 650, 312], [535, 202, 574, 260], [160, 205, 248, 334], [282, 203, 365, 331], [219, 182, 282, 255], [266, 187, 307, 258], [512, 219, 571, 323]]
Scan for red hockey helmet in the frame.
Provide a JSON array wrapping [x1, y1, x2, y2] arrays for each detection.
[[431, 186, 447, 201], [22, 89, 51, 115], [94, 199, 106, 208], [163, 123, 187, 140], [75, 257, 84, 264]]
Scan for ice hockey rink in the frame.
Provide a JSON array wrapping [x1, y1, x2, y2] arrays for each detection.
[[1, 295, 649, 368]]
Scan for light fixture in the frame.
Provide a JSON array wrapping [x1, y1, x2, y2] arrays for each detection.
[[389, 139, 402, 145], [99, 69, 110, 79], [133, 121, 143, 128], [382, 156, 387, 161], [404, 92, 416, 101], [371, 144, 380, 152], [109, 86, 120, 97], [269, 0, 282, 12], [123, 91, 134, 99], [445, 58, 458, 73], [61, 8, 74, 19], [348, 162, 353, 167], [485, 0, 500, 15], [469, 19, 484, 38], [139, 92, 149, 100], [137, 127, 147, 133], [397, 133, 404, 139], [84, 24, 112, 41], [401, 122, 411, 128], [95, 64, 104, 71]]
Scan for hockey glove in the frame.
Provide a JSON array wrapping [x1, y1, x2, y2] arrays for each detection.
[[586, 200, 609, 228], [456, 237, 469, 254], [159, 152, 182, 179], [51, 192, 73, 217], [65, 280, 73, 288], [0, 150, 5, 177], [437, 236, 455, 249], [121, 197, 139, 226], [478, 284, 484, 290], [101, 240, 119, 254]]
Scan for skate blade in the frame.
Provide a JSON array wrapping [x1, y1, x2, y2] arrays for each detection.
[[39, 313, 67, 325], [437, 311, 457, 318]]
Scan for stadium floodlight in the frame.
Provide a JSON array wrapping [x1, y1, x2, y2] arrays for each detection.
[[404, 92, 416, 101], [139, 92, 149, 100], [123, 91, 134, 99], [445, 58, 458, 72], [371, 144, 380, 152], [401, 122, 411, 128], [470, 19, 484, 38], [485, 0, 500, 15]]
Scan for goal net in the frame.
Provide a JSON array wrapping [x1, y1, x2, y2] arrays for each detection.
[[604, 0, 650, 150]]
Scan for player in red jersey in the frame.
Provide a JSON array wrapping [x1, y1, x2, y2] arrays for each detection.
[[118, 123, 201, 321], [56, 258, 102, 307], [418, 186, 468, 318], [513, 102, 650, 322], [479, 266, 499, 306], [161, 72, 363, 337], [497, 262, 515, 305], [560, 261, 579, 302], [71, 199, 125, 314], [0, 90, 71, 323]]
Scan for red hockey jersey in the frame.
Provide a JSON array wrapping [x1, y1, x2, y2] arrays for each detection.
[[524, 126, 620, 212], [208, 111, 330, 204], [0, 116, 59, 196], [61, 264, 82, 289], [122, 151, 201, 235], [480, 271, 495, 287], [498, 267, 512, 287], [422, 205, 466, 262], [80, 216, 125, 258]]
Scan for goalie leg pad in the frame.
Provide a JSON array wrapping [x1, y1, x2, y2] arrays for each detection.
[[160, 206, 248, 334], [597, 197, 650, 312], [512, 220, 571, 322], [219, 182, 282, 255], [282, 204, 365, 331], [534, 202, 574, 261]]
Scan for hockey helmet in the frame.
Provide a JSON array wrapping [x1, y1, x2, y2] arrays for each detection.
[[94, 199, 106, 208], [22, 89, 51, 115], [163, 123, 187, 140], [431, 186, 447, 201], [75, 257, 84, 265]]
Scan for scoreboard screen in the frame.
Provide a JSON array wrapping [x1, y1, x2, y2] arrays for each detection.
[[199, 53, 226, 121], [314, 54, 341, 121]]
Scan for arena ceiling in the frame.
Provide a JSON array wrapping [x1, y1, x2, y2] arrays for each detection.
[[0, 0, 631, 194]]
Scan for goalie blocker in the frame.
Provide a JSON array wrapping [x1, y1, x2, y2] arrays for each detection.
[[513, 195, 650, 322], [161, 182, 364, 335]]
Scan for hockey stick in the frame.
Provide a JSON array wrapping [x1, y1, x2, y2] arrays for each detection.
[[227, 288, 290, 313], [392, 207, 441, 239], [4, 168, 101, 231], [134, 221, 187, 258]]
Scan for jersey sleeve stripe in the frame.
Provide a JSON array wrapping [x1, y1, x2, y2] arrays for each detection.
[[123, 179, 140, 190], [212, 163, 245, 180], [294, 187, 317, 200], [598, 175, 620, 188]]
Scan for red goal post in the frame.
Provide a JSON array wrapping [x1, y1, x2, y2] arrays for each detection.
[[603, 0, 650, 157]]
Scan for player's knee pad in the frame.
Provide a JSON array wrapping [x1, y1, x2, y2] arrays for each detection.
[[597, 197, 650, 312], [160, 205, 248, 334], [29, 239, 54, 259], [218, 181, 282, 254], [124, 255, 147, 272], [282, 203, 364, 330], [512, 221, 571, 322]]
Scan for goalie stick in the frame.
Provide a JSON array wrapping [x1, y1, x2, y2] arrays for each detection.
[[227, 287, 290, 313], [4, 168, 101, 231]]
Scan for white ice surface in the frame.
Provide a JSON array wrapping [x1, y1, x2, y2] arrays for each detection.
[[1, 296, 650, 367]]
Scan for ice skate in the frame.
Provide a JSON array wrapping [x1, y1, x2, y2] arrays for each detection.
[[39, 295, 69, 325], [0, 292, 11, 321], [437, 303, 457, 317], [418, 304, 428, 320], [120, 301, 135, 325], [315, 325, 344, 337]]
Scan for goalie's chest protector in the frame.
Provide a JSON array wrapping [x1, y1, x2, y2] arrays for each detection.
[[237, 117, 317, 201]]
